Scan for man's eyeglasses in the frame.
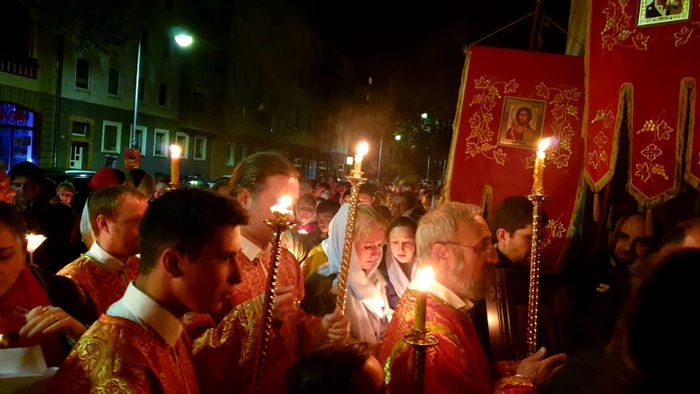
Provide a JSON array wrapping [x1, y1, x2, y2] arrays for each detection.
[[440, 240, 496, 255]]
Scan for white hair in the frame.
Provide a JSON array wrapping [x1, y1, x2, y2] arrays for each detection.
[[416, 202, 482, 263]]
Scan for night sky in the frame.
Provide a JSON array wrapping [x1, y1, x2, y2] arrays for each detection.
[[297, 0, 572, 121]]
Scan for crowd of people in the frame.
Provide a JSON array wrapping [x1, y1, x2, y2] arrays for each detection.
[[0, 154, 698, 393]]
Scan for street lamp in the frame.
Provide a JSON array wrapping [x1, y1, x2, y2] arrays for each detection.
[[131, 31, 193, 148], [421, 112, 428, 119], [394, 134, 402, 141]]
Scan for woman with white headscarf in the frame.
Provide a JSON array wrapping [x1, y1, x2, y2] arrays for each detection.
[[301, 204, 392, 344], [378, 216, 418, 309]]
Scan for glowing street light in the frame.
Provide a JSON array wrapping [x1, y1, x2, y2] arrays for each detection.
[[394, 134, 402, 141], [421, 112, 428, 119], [174, 33, 194, 48]]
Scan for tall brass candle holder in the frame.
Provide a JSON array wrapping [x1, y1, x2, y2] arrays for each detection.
[[335, 170, 367, 314], [252, 198, 294, 394], [526, 137, 551, 355], [335, 141, 369, 314]]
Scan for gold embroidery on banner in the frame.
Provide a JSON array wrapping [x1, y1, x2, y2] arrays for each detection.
[[601, 0, 649, 51], [464, 76, 517, 165], [588, 109, 614, 170], [543, 219, 567, 248], [634, 118, 673, 183], [531, 83, 581, 169]]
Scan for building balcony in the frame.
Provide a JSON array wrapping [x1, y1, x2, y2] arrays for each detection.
[[0, 57, 39, 79]]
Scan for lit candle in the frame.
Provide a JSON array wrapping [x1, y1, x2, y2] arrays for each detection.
[[353, 141, 369, 173], [270, 195, 293, 216], [413, 266, 434, 331], [26, 233, 46, 266], [532, 138, 551, 191], [170, 145, 182, 185]]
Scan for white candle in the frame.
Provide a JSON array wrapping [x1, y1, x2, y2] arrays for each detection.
[[353, 141, 369, 173], [170, 144, 182, 185], [533, 138, 551, 191], [413, 266, 434, 331]]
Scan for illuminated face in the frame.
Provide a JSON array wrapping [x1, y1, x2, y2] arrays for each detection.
[[517, 110, 530, 126], [296, 203, 315, 225], [499, 224, 533, 266], [317, 212, 334, 234], [57, 188, 74, 205], [101, 195, 148, 257], [12, 176, 41, 206], [613, 215, 651, 265], [240, 175, 299, 246], [0, 225, 26, 298], [174, 225, 242, 313], [444, 216, 498, 301], [354, 226, 384, 271], [389, 226, 416, 264]]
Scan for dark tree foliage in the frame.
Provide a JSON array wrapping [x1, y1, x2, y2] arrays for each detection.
[[38, 0, 144, 54], [393, 115, 453, 161]]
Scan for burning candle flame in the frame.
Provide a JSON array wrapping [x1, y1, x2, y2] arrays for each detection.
[[26, 233, 47, 254], [415, 266, 434, 292], [170, 144, 182, 159], [537, 137, 552, 152], [270, 195, 293, 215], [356, 141, 369, 156]]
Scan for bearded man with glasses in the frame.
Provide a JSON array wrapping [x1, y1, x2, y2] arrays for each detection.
[[379, 202, 566, 393]]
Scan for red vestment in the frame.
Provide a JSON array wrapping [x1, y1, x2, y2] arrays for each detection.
[[378, 290, 537, 394], [188, 247, 324, 394], [57, 254, 139, 315], [49, 315, 198, 393]]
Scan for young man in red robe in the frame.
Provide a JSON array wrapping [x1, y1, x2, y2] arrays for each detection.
[[189, 152, 349, 393], [58, 186, 147, 316], [379, 202, 567, 393], [50, 189, 248, 393]]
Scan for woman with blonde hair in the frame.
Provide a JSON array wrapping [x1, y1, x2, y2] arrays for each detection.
[[302, 204, 391, 343]]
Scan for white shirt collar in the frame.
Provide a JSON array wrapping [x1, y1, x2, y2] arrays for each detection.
[[106, 282, 182, 347], [241, 235, 265, 261], [86, 241, 125, 271], [408, 276, 474, 312]]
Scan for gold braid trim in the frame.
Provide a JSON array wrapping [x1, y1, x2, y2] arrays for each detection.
[[192, 294, 264, 366], [494, 375, 538, 393]]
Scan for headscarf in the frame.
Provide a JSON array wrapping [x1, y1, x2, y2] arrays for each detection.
[[317, 204, 392, 343]]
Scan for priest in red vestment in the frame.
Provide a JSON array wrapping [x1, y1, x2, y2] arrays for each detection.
[[58, 186, 147, 315], [188, 152, 349, 394], [378, 202, 567, 394], [50, 189, 248, 393]]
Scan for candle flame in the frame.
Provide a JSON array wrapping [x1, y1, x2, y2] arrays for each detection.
[[537, 137, 552, 152], [356, 141, 369, 157], [26, 233, 47, 254], [415, 266, 434, 292], [170, 144, 182, 159], [270, 195, 293, 215]]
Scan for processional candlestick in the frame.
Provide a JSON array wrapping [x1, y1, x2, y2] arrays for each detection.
[[526, 138, 551, 355], [252, 196, 294, 394], [335, 142, 369, 314]]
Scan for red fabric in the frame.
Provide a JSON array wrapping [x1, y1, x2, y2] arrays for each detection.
[[0, 265, 64, 366], [586, 0, 700, 205], [50, 315, 199, 394], [188, 248, 324, 394], [378, 290, 536, 394], [447, 46, 585, 272], [88, 168, 120, 189]]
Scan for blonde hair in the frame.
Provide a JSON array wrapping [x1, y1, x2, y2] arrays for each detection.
[[354, 205, 385, 243], [416, 202, 482, 262]]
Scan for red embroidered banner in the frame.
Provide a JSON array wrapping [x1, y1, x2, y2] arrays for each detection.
[[586, 0, 699, 206], [445, 46, 585, 273]]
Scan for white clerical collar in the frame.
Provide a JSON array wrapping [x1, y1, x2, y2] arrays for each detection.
[[408, 276, 474, 312], [107, 282, 182, 347], [86, 241, 126, 271], [241, 235, 266, 261]]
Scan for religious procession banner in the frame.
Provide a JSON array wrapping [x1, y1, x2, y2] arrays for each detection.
[[445, 45, 585, 273], [585, 0, 699, 207]]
